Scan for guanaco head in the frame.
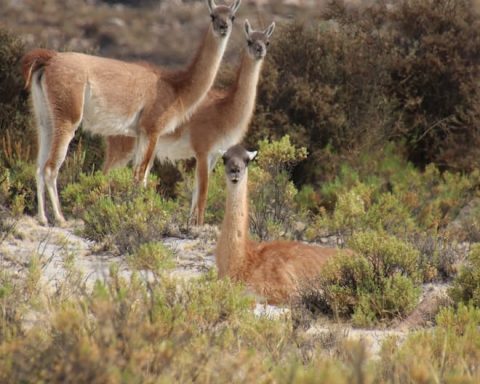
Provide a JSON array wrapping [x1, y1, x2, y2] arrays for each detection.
[[222, 144, 257, 184], [244, 19, 275, 60], [207, 0, 241, 38]]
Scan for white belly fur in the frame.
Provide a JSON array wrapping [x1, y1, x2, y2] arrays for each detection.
[[215, 125, 247, 153], [82, 90, 141, 137], [155, 131, 194, 162]]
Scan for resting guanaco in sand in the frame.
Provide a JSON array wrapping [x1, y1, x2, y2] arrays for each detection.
[[216, 144, 346, 304]]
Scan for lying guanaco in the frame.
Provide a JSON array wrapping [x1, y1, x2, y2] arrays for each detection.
[[216, 144, 346, 304]]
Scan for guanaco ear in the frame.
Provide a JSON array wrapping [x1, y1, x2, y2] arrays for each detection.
[[244, 19, 252, 39], [246, 150, 257, 162], [231, 0, 241, 14], [264, 22, 275, 38], [219, 149, 228, 162], [207, 0, 216, 14]]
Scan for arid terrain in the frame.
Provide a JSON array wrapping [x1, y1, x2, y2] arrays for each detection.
[[0, 212, 453, 359]]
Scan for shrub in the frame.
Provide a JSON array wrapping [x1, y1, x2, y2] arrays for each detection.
[[247, 0, 480, 188], [0, 258, 42, 344], [308, 142, 478, 281], [0, 28, 31, 163], [0, 269, 305, 383], [0, 160, 36, 216], [126, 241, 174, 273], [378, 304, 480, 382], [62, 169, 177, 253], [449, 244, 480, 306], [300, 230, 421, 327], [248, 135, 308, 240], [2, 256, 480, 382], [387, 0, 480, 170]]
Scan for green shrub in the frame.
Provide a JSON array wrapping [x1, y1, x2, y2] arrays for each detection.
[[353, 274, 419, 328], [0, 260, 41, 344], [248, 135, 308, 240], [127, 241, 174, 273], [0, 28, 31, 166], [449, 244, 480, 306], [0, 160, 36, 216], [308, 142, 478, 281], [0, 269, 306, 383], [62, 169, 177, 253], [301, 230, 421, 327], [349, 230, 421, 282], [378, 304, 480, 382]]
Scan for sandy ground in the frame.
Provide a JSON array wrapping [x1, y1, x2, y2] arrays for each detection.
[[0, 214, 451, 359]]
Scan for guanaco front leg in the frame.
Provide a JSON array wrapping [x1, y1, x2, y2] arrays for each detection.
[[190, 153, 219, 225], [195, 155, 210, 226]]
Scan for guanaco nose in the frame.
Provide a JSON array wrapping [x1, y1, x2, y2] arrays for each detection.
[[230, 167, 240, 182], [219, 22, 228, 35]]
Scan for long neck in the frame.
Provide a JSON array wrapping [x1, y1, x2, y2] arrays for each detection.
[[175, 25, 229, 112], [224, 52, 263, 124], [216, 173, 250, 278]]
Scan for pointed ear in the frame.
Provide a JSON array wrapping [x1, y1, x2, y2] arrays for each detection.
[[219, 149, 227, 162], [244, 19, 252, 39], [206, 0, 216, 14], [247, 150, 257, 162], [264, 22, 275, 38], [231, 0, 241, 14]]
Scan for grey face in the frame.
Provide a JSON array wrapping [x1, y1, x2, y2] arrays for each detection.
[[208, 0, 241, 38], [222, 144, 257, 184], [244, 20, 275, 60]]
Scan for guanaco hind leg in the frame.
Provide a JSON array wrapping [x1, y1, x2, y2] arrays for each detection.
[[32, 69, 83, 225], [43, 121, 78, 225], [133, 132, 158, 186], [195, 156, 209, 226]]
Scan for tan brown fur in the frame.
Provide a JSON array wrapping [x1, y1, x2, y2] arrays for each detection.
[[21, 48, 57, 89], [216, 144, 344, 304], [22, 0, 241, 225], [104, 20, 275, 225]]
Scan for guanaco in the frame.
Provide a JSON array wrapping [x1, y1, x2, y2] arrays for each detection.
[[103, 19, 275, 225], [21, 0, 240, 225], [216, 144, 345, 304]]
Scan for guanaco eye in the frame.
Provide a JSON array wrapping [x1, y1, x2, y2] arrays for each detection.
[[231, 15, 235, 22], [210, 14, 216, 21], [247, 40, 253, 46], [266, 41, 270, 46]]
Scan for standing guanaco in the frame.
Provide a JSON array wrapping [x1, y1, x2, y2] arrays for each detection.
[[21, 0, 240, 225], [104, 19, 275, 225]]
